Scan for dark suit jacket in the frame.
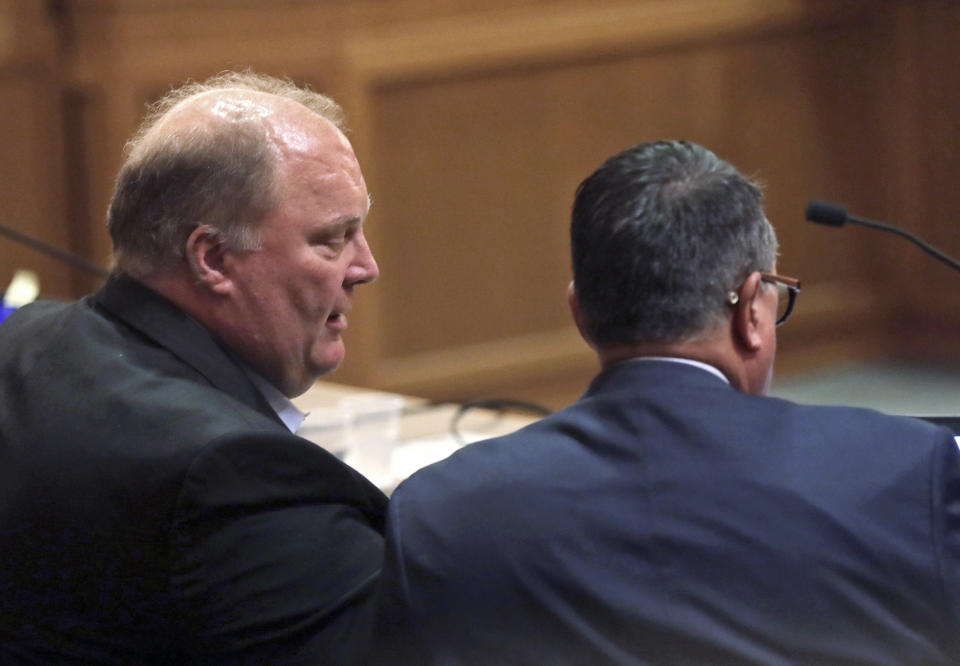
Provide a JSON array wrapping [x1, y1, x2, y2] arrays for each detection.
[[372, 359, 960, 665], [0, 276, 387, 664]]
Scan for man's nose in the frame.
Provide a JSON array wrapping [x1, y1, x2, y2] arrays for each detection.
[[346, 231, 379, 286]]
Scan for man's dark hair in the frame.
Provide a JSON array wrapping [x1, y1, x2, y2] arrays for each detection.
[[570, 140, 777, 347]]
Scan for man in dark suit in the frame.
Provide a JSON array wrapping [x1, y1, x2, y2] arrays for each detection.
[[372, 140, 960, 664], [0, 71, 386, 663]]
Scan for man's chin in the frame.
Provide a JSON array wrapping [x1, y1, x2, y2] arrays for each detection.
[[288, 362, 342, 398], [311, 342, 347, 379]]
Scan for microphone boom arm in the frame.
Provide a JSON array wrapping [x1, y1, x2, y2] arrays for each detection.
[[805, 200, 960, 274], [0, 221, 109, 279], [845, 215, 960, 273]]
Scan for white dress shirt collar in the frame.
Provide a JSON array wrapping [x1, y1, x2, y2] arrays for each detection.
[[625, 356, 731, 385]]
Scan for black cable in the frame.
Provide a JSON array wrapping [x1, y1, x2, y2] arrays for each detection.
[[450, 398, 552, 446]]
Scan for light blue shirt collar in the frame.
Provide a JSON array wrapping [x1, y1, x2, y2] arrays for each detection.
[[241, 366, 307, 433]]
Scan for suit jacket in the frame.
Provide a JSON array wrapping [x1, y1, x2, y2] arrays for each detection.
[[372, 359, 960, 665], [0, 276, 387, 664]]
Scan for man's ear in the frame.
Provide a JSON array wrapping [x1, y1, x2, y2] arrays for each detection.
[[185, 225, 232, 295], [731, 271, 764, 352]]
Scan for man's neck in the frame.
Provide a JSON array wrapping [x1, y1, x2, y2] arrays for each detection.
[[597, 336, 749, 393]]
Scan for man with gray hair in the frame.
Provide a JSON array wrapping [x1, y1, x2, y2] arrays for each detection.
[[372, 141, 960, 664], [0, 71, 385, 663]]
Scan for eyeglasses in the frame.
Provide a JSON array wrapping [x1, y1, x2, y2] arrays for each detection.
[[759, 272, 801, 326]]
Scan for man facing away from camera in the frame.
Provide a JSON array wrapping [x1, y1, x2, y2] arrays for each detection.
[[372, 140, 960, 665], [0, 71, 386, 664]]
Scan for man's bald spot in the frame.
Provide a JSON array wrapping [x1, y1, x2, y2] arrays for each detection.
[[133, 89, 310, 161]]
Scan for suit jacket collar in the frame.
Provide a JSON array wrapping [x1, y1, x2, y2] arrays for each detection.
[[91, 275, 284, 427], [584, 357, 733, 400]]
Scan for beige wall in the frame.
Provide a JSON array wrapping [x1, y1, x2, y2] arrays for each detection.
[[2, 0, 958, 407]]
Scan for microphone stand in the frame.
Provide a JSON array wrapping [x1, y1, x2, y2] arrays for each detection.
[[0, 221, 109, 279]]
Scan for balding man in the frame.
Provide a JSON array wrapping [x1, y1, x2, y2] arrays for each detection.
[[0, 72, 385, 664]]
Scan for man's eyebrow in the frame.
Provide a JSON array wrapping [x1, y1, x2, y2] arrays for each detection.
[[316, 195, 370, 236], [336, 194, 372, 230], [320, 217, 362, 236]]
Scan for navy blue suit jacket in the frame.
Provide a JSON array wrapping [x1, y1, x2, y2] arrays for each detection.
[[0, 276, 387, 664], [373, 359, 960, 664]]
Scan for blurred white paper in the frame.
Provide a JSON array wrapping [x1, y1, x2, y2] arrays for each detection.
[[3, 269, 39, 307]]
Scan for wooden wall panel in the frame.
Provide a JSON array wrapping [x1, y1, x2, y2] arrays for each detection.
[[343, 0, 914, 401], [0, 1, 77, 298], [900, 1, 960, 363], [6, 0, 955, 407]]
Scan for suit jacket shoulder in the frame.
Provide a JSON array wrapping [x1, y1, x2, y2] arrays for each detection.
[[374, 360, 960, 665], [0, 277, 387, 664]]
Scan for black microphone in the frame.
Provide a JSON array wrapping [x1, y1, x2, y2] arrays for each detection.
[[805, 200, 960, 273], [0, 221, 109, 279]]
